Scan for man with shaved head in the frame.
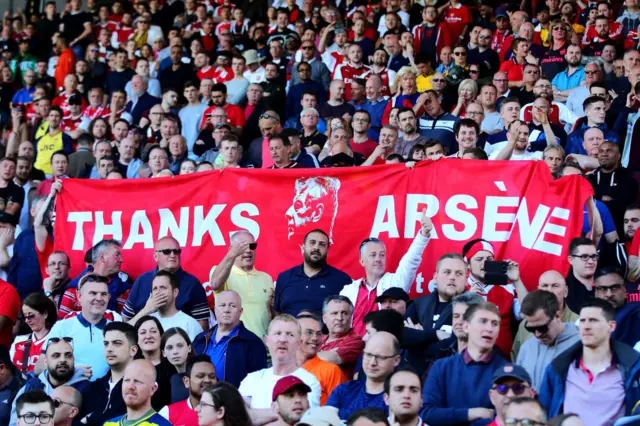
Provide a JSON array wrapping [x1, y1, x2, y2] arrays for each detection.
[[511, 270, 579, 360], [326, 331, 401, 420], [103, 360, 171, 426], [122, 236, 209, 330], [193, 290, 267, 387], [51, 386, 81, 426], [209, 231, 273, 338]]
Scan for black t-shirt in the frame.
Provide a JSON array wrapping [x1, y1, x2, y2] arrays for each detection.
[[432, 298, 451, 328], [0, 181, 25, 225], [193, 131, 216, 157], [62, 12, 92, 47], [565, 269, 595, 313], [540, 44, 568, 80]]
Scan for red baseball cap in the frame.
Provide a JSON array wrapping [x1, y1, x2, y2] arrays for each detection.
[[272, 376, 312, 401]]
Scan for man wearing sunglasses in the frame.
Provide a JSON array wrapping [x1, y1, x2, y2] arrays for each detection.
[[516, 290, 579, 392], [50, 386, 81, 426], [122, 236, 210, 331], [487, 365, 535, 426], [594, 268, 640, 347]]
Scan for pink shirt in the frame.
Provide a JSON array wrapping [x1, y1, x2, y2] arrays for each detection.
[[564, 357, 625, 426]]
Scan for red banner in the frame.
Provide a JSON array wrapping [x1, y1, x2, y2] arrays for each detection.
[[53, 161, 594, 297]]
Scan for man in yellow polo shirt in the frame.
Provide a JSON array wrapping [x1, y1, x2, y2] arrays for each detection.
[[35, 107, 73, 176], [210, 230, 273, 338]]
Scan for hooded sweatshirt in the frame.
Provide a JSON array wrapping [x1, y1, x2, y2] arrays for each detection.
[[516, 322, 581, 392], [9, 368, 89, 426]]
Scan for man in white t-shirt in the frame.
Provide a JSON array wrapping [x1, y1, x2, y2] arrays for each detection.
[[489, 120, 544, 161], [128, 270, 203, 341], [239, 315, 321, 425]]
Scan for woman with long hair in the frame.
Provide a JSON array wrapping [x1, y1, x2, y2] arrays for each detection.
[[196, 382, 252, 426], [541, 20, 571, 78], [161, 327, 195, 403], [89, 117, 112, 144], [135, 316, 173, 410], [10, 293, 58, 373], [383, 66, 425, 124]]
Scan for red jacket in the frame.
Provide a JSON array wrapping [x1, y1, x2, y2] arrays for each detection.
[[54, 49, 76, 92]]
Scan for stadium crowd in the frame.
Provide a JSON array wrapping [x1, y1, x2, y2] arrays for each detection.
[[0, 0, 640, 424]]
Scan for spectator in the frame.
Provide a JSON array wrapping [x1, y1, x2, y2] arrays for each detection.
[[123, 236, 209, 330], [194, 382, 253, 426], [327, 331, 400, 420], [14, 390, 55, 426], [210, 231, 273, 338], [239, 315, 321, 422], [193, 290, 267, 388], [511, 270, 579, 360], [317, 296, 364, 376], [594, 268, 640, 346], [382, 367, 423, 426], [271, 376, 311, 426], [50, 386, 81, 426], [516, 290, 580, 391], [539, 299, 640, 423], [84, 322, 137, 426], [10, 293, 57, 374], [421, 302, 508, 426], [102, 359, 172, 426], [275, 230, 351, 317], [565, 237, 598, 313], [487, 365, 535, 426], [0, 345, 24, 426]]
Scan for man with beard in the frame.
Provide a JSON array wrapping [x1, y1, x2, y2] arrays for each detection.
[[209, 231, 273, 337], [552, 44, 585, 102], [45, 274, 121, 381], [84, 322, 138, 426], [296, 314, 348, 405], [587, 142, 639, 233], [369, 48, 396, 98], [334, 45, 371, 103], [468, 28, 500, 74], [395, 108, 428, 158], [10, 339, 90, 426], [412, 6, 450, 71], [520, 79, 578, 132], [623, 206, 640, 254], [274, 230, 351, 317], [158, 45, 198, 96], [159, 355, 217, 424], [200, 84, 245, 135], [317, 296, 364, 377], [193, 291, 267, 388], [320, 80, 356, 120], [103, 360, 171, 426], [384, 367, 424, 426], [404, 253, 468, 348], [491, 120, 547, 160], [271, 376, 311, 426], [594, 267, 640, 346]]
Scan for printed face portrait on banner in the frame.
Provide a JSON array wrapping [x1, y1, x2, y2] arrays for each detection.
[[285, 177, 341, 244]]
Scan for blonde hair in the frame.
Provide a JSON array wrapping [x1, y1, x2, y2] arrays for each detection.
[[268, 314, 301, 335], [458, 79, 478, 99], [392, 66, 418, 95]]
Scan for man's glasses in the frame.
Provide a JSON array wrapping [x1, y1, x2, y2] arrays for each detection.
[[469, 70, 479, 74], [54, 399, 76, 409], [432, 78, 445, 83], [478, 35, 491, 39], [525, 70, 540, 74], [260, 113, 279, 122], [505, 419, 546, 426], [585, 70, 599, 75], [492, 383, 530, 396], [18, 413, 53, 424], [48, 337, 73, 345], [249, 243, 257, 250], [524, 318, 553, 334], [595, 283, 624, 294], [363, 352, 398, 363], [302, 46, 314, 50], [156, 248, 182, 255], [570, 253, 599, 262], [454, 51, 466, 56]]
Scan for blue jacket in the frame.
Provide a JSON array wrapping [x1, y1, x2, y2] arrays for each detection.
[[8, 229, 43, 300], [125, 92, 160, 125], [286, 81, 327, 119], [421, 350, 508, 426], [84, 372, 126, 426], [538, 340, 640, 418], [193, 321, 267, 388], [566, 123, 620, 155], [614, 303, 640, 347]]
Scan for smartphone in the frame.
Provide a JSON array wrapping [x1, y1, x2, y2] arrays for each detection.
[[484, 260, 509, 285]]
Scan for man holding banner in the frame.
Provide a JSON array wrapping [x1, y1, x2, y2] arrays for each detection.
[[341, 208, 433, 336]]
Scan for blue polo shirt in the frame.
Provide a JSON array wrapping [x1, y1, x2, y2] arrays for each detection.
[[362, 97, 388, 141], [326, 380, 387, 420], [122, 267, 209, 321], [205, 324, 240, 382], [274, 264, 351, 316], [67, 266, 132, 312], [552, 66, 585, 91]]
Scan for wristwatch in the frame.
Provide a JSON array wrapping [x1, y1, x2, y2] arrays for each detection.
[[44, 291, 52, 298]]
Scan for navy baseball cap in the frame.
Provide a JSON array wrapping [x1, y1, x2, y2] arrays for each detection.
[[375, 287, 411, 304], [492, 364, 532, 384]]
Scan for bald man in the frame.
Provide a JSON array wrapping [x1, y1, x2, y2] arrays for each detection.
[[511, 270, 580, 360], [326, 332, 401, 420], [51, 386, 81, 426], [104, 360, 171, 426], [123, 236, 210, 330]]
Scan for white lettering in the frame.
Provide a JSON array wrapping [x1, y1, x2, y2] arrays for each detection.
[[93, 211, 123, 245], [533, 207, 570, 256], [404, 194, 440, 239], [123, 210, 154, 249], [515, 199, 550, 249], [370, 195, 399, 238], [192, 205, 226, 246], [415, 272, 425, 294], [229, 203, 261, 240], [68, 212, 92, 250], [158, 207, 190, 246], [482, 196, 519, 241], [442, 195, 477, 240]]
